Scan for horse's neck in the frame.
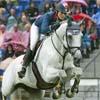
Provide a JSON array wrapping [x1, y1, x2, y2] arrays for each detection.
[[51, 30, 64, 55]]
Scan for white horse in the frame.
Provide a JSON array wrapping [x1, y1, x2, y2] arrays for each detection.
[[1, 22, 82, 100]]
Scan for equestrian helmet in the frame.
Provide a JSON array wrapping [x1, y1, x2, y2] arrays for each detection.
[[55, 3, 66, 14]]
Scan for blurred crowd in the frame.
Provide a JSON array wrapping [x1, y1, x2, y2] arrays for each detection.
[[0, 0, 100, 61]]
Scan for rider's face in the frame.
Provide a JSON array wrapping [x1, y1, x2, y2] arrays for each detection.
[[57, 12, 65, 20]]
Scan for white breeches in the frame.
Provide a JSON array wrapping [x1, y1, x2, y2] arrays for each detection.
[[30, 23, 39, 50], [30, 23, 46, 51]]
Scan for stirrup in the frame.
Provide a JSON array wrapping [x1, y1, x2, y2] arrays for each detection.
[[18, 67, 26, 78]]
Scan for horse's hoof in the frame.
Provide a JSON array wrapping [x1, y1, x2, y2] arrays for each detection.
[[74, 87, 79, 93], [52, 91, 60, 99], [66, 89, 75, 98]]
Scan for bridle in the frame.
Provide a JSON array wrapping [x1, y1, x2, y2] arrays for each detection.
[[66, 27, 82, 57]]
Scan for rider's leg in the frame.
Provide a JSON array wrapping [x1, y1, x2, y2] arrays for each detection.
[[18, 23, 39, 78]]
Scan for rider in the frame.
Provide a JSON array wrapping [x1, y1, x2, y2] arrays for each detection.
[[18, 3, 67, 78]]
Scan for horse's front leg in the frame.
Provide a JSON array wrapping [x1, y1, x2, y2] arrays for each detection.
[[66, 75, 80, 98], [71, 75, 80, 93], [45, 68, 67, 99], [64, 67, 82, 98]]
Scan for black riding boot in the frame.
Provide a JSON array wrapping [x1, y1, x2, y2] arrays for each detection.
[[18, 48, 34, 78]]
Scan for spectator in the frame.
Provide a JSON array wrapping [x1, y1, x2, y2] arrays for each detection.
[[6, 0, 14, 12], [26, 3, 39, 23], [6, 8, 17, 32], [44, 2, 52, 13], [3, 31, 13, 46], [11, 24, 25, 55], [22, 23, 31, 49], [0, 7, 7, 24], [97, 0, 100, 6], [18, 14, 31, 31], [26, 3, 39, 18], [92, 8, 100, 47], [0, 0, 7, 8], [0, 24, 6, 47], [5, 44, 15, 59], [75, 4, 82, 14], [11, 24, 22, 43], [10, 0, 18, 5], [0, 24, 6, 60], [71, 4, 82, 15]]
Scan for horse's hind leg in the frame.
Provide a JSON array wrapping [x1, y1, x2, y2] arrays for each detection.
[[3, 96, 6, 100], [1, 90, 8, 100], [1, 94, 7, 100]]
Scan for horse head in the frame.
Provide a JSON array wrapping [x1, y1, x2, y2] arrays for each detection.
[[50, 21, 82, 73], [65, 21, 83, 67]]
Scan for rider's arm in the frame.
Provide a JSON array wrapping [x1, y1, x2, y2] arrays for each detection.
[[40, 13, 52, 34]]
